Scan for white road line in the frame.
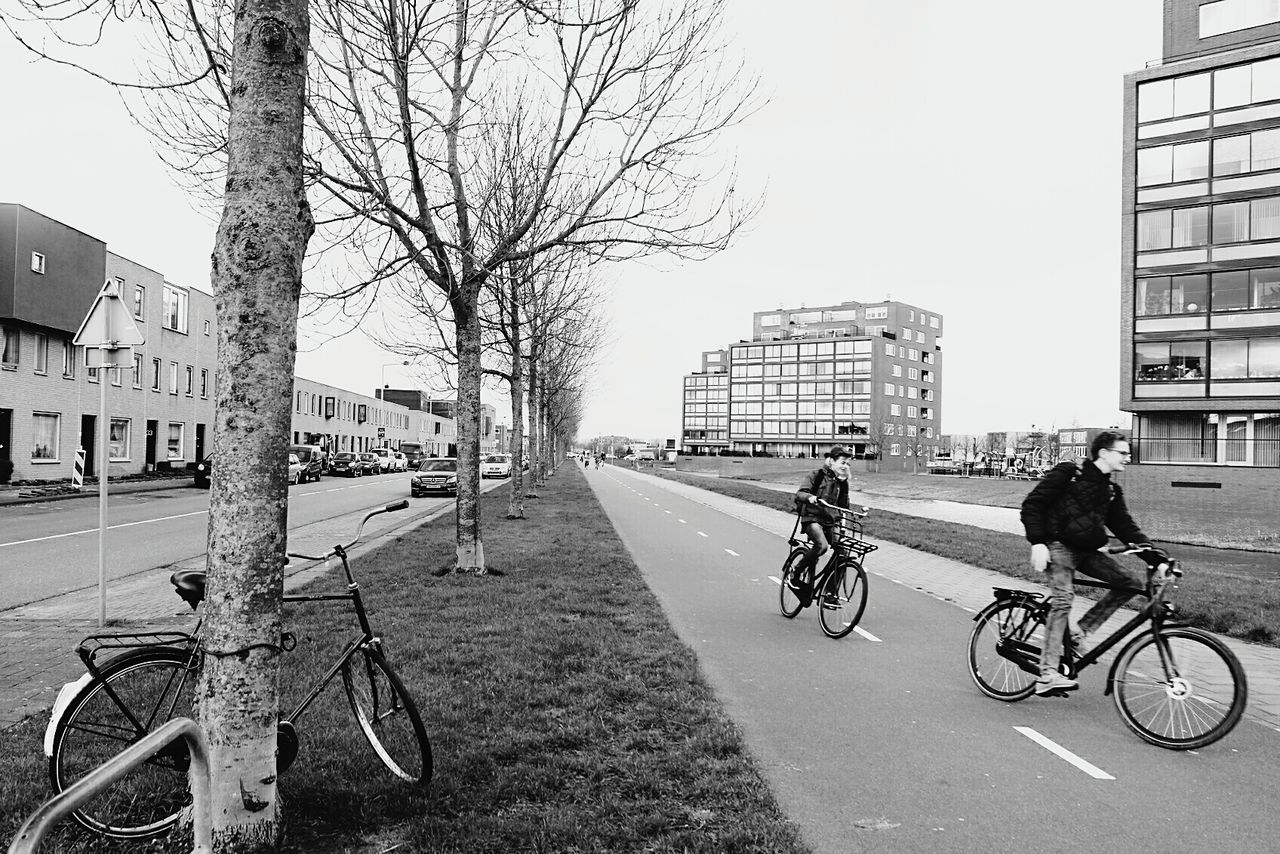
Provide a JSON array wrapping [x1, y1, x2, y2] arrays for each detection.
[[853, 626, 882, 642], [768, 575, 782, 585], [697, 531, 708, 538], [664, 510, 672, 515], [1013, 727, 1115, 780], [0, 509, 209, 547], [724, 549, 739, 557], [678, 519, 686, 524]]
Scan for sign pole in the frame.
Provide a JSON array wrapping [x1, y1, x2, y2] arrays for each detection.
[[98, 365, 109, 627]]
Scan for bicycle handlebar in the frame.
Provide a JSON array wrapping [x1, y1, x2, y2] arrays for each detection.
[[815, 498, 869, 519], [1107, 543, 1182, 577], [286, 500, 409, 561]]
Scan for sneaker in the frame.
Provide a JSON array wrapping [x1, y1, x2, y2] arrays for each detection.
[[787, 572, 810, 594], [1034, 672, 1079, 695], [821, 592, 841, 609]]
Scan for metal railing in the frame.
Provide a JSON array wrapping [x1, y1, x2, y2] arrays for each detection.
[[8, 717, 212, 854]]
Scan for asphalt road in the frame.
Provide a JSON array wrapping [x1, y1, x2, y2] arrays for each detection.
[[587, 464, 1280, 854], [0, 471, 453, 611]]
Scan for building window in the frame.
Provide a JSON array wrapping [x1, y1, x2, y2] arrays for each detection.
[[133, 285, 145, 319], [185, 365, 193, 396], [151, 358, 162, 391], [162, 285, 189, 333], [1137, 72, 1210, 123], [203, 320, 210, 335], [110, 360, 122, 386], [1210, 268, 1280, 311], [865, 307, 887, 319], [1212, 337, 1280, 378], [2, 328, 18, 367], [33, 333, 47, 374], [1202, 3, 1280, 41], [30, 252, 45, 274], [1137, 140, 1209, 186], [201, 368, 209, 398], [32, 412, 59, 460], [169, 361, 179, 394], [1135, 342, 1206, 381], [1137, 274, 1208, 315], [1137, 206, 1209, 250], [890, 404, 901, 416], [133, 353, 143, 388], [883, 382, 895, 396], [167, 423, 184, 459], [890, 443, 901, 456], [892, 364, 902, 377], [62, 341, 75, 377], [109, 419, 131, 460], [1212, 196, 1280, 243]]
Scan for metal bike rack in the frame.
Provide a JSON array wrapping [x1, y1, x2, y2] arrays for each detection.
[[8, 717, 212, 854]]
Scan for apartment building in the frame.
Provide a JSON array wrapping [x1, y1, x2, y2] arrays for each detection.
[[681, 300, 944, 470], [1, 204, 216, 481], [292, 377, 414, 455], [1123, 1, 1280, 472]]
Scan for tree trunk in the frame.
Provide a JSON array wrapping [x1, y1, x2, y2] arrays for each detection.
[[524, 352, 539, 498], [200, 0, 312, 849], [454, 287, 485, 571], [507, 289, 526, 519]]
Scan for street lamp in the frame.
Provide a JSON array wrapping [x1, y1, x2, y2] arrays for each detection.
[[379, 360, 410, 398]]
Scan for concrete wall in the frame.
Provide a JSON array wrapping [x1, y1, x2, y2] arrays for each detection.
[[1114, 463, 1279, 546]]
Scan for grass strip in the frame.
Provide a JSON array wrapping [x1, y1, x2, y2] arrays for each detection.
[[0, 467, 809, 853], [647, 468, 1279, 648]]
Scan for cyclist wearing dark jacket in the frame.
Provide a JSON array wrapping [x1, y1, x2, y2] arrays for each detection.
[[1020, 430, 1151, 696], [790, 445, 853, 590]]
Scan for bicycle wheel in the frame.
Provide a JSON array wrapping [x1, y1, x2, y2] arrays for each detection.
[[342, 645, 432, 785], [967, 599, 1043, 701], [49, 648, 197, 839], [1112, 626, 1247, 750], [778, 548, 807, 618], [818, 559, 868, 639]]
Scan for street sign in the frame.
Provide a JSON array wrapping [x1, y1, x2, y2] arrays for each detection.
[[377, 428, 386, 438], [73, 280, 146, 349]]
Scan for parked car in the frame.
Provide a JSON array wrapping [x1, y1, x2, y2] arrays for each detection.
[[193, 455, 213, 488], [289, 444, 324, 481], [392, 452, 409, 472], [357, 452, 382, 475], [412, 458, 458, 497], [480, 453, 512, 478], [372, 447, 395, 473], [287, 453, 305, 485], [330, 451, 363, 477]]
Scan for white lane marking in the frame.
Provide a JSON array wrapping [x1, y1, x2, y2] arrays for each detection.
[[0, 509, 209, 547], [853, 626, 882, 642], [664, 510, 672, 515], [1013, 727, 1115, 780], [697, 531, 708, 538], [768, 575, 782, 585], [725, 549, 739, 557], [678, 519, 686, 524]]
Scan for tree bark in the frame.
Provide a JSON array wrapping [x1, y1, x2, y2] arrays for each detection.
[[453, 285, 485, 571], [506, 287, 526, 520], [200, 0, 312, 849]]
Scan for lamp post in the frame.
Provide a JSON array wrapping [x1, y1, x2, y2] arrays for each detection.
[[379, 360, 410, 398]]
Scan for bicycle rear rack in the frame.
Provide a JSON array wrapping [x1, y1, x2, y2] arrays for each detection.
[[76, 631, 198, 674]]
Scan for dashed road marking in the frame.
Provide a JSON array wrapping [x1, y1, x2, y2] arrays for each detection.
[[678, 519, 686, 524], [853, 627, 882, 642], [1013, 727, 1115, 780], [664, 510, 672, 515], [697, 531, 708, 538], [725, 549, 739, 557]]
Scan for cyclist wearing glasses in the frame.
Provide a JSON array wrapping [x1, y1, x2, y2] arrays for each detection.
[[1020, 430, 1151, 696], [789, 445, 854, 595]]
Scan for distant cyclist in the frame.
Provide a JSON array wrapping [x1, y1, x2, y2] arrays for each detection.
[[1020, 430, 1152, 696], [789, 446, 853, 597]]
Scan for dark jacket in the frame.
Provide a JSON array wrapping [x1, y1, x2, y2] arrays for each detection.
[[1020, 460, 1148, 551], [795, 467, 850, 525]]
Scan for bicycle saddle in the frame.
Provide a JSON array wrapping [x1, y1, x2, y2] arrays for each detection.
[[170, 570, 207, 610]]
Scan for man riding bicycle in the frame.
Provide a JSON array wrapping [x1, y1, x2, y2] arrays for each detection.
[[1020, 430, 1152, 696], [789, 445, 854, 598]]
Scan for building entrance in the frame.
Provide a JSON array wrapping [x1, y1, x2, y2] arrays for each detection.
[[79, 415, 96, 477]]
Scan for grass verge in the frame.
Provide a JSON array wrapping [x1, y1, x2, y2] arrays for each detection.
[[0, 466, 809, 853], [647, 468, 1280, 649]]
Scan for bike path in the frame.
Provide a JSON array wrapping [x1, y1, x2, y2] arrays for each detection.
[[586, 464, 1280, 853], [643, 469, 1280, 735]]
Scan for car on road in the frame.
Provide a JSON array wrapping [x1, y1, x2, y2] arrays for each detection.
[[412, 458, 458, 497], [372, 448, 396, 473], [288, 444, 325, 481], [193, 455, 213, 488], [357, 452, 382, 476], [480, 453, 512, 478], [288, 453, 305, 485], [392, 452, 409, 472], [330, 451, 364, 477]]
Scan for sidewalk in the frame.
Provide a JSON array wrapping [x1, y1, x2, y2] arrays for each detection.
[[627, 467, 1280, 736], [0, 474, 195, 507]]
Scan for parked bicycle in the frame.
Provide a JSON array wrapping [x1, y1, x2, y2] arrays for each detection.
[[43, 500, 431, 840], [778, 499, 876, 638], [967, 543, 1247, 750]]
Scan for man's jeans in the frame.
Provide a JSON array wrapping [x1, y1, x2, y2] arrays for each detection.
[[798, 522, 834, 578], [1040, 542, 1146, 677]]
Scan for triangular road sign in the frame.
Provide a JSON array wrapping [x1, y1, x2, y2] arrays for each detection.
[[73, 280, 146, 348]]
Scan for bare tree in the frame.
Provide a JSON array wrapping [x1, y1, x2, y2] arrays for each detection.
[[5, 1, 312, 849]]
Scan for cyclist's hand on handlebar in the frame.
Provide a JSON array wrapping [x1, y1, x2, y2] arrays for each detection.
[[1030, 543, 1050, 572], [808, 495, 817, 504]]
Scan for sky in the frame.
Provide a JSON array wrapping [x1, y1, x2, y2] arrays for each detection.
[[0, 0, 1165, 440]]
